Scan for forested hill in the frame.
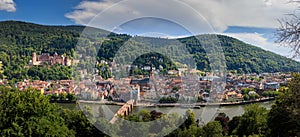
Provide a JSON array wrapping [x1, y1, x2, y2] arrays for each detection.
[[0, 21, 79, 56], [97, 33, 300, 74], [0, 21, 299, 82], [0, 21, 110, 56], [179, 35, 300, 73]]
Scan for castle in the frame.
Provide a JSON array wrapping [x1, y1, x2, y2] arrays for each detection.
[[30, 52, 72, 66]]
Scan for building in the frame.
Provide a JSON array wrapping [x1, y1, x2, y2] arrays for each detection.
[[201, 76, 221, 81], [263, 82, 279, 90], [130, 78, 150, 92], [30, 52, 71, 66]]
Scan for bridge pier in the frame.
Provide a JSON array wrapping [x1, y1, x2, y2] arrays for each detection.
[[127, 106, 130, 114]]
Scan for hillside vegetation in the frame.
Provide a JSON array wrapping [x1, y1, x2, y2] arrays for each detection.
[[0, 21, 299, 82]]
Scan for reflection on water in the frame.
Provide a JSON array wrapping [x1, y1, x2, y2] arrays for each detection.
[[58, 101, 274, 124], [133, 101, 274, 123]]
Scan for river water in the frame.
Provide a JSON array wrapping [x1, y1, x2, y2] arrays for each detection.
[[58, 101, 274, 123]]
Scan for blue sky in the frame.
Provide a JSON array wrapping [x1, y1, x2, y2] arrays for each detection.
[[0, 0, 81, 25], [0, 0, 299, 59]]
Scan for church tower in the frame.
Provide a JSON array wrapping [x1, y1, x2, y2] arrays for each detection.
[[150, 69, 154, 79]]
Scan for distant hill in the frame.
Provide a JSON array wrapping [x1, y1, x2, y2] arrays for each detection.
[[0, 20, 299, 81], [97, 34, 300, 74], [180, 35, 300, 73]]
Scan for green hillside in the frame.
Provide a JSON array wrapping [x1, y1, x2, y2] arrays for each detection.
[[181, 35, 300, 73], [0, 21, 299, 82], [97, 34, 300, 74]]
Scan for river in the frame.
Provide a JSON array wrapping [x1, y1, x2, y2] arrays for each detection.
[[58, 100, 274, 123]]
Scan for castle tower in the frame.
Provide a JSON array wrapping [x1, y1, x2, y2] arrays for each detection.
[[65, 56, 71, 66], [32, 52, 37, 65], [52, 52, 58, 65]]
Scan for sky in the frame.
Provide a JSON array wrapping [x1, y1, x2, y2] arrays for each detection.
[[0, 0, 299, 59]]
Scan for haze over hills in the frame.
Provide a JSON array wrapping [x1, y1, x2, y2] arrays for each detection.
[[0, 20, 299, 81]]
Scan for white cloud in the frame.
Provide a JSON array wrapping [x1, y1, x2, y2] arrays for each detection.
[[66, 0, 214, 34], [66, 0, 300, 61], [66, 0, 122, 25], [0, 0, 16, 12], [65, 0, 299, 33], [138, 32, 190, 39], [182, 0, 298, 32]]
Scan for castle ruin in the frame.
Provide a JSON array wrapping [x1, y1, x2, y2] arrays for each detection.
[[30, 52, 72, 66]]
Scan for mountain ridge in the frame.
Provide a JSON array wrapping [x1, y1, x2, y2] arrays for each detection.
[[0, 20, 299, 81]]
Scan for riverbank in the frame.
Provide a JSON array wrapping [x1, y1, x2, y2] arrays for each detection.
[[77, 97, 275, 107], [60, 100, 275, 123], [50, 100, 76, 103]]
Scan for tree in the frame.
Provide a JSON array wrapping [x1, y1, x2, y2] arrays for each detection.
[[243, 94, 250, 101], [262, 91, 270, 97], [96, 63, 112, 80], [61, 109, 106, 137], [241, 88, 254, 95], [181, 109, 197, 129], [162, 110, 203, 137], [249, 93, 260, 100], [268, 73, 300, 137], [203, 121, 223, 137], [138, 109, 152, 122], [51, 93, 59, 101], [276, 1, 300, 57], [0, 87, 74, 136], [172, 86, 180, 91], [235, 104, 268, 137], [178, 125, 204, 137], [59, 93, 67, 101], [119, 114, 150, 137], [66, 93, 76, 101], [228, 116, 242, 135], [214, 113, 230, 135]]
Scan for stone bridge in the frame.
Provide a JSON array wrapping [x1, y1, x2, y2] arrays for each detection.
[[110, 99, 134, 124]]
